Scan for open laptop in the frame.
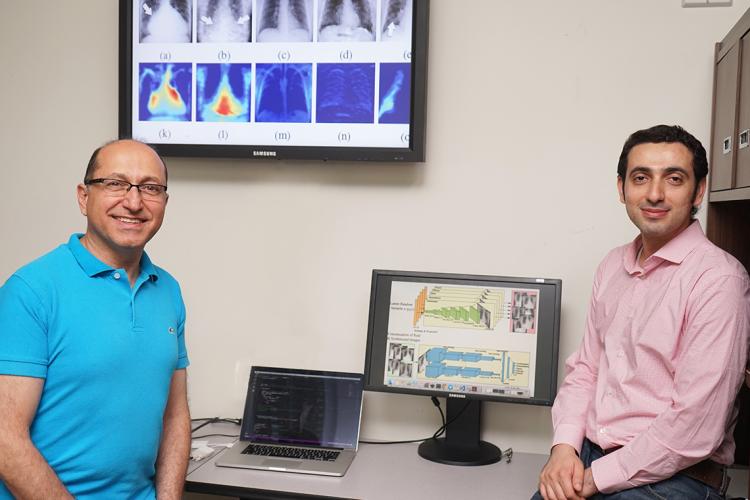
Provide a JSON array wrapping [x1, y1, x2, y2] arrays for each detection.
[[216, 366, 365, 477]]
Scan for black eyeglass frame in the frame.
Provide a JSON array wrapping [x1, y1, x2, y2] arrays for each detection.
[[84, 178, 168, 197]]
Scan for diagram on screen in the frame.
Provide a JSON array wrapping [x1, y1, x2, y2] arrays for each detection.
[[416, 346, 529, 387], [510, 290, 538, 334], [412, 285, 504, 330]]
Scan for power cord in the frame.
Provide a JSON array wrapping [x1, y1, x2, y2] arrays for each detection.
[[359, 397, 469, 445], [191, 417, 241, 435]]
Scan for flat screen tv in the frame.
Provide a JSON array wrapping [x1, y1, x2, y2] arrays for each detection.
[[363, 270, 562, 465], [119, 0, 429, 161]]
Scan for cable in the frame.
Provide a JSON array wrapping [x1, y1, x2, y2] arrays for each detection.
[[192, 433, 240, 439], [190, 417, 241, 435], [359, 397, 470, 445]]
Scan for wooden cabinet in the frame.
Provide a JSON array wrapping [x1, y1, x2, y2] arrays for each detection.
[[709, 9, 750, 267], [708, 8, 750, 473], [711, 9, 750, 199], [711, 43, 738, 192]]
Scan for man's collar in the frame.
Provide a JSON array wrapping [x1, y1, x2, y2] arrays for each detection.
[[624, 220, 704, 273], [139, 250, 159, 281], [67, 233, 159, 281], [650, 220, 705, 265]]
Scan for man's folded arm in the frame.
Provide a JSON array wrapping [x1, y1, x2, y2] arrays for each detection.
[[551, 264, 606, 452], [591, 274, 750, 493]]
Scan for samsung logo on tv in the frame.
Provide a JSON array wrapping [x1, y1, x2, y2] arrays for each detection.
[[252, 150, 277, 157], [448, 393, 466, 399]]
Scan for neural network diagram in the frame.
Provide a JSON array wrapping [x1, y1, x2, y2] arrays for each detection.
[[413, 286, 504, 330], [196, 63, 252, 122], [139, 63, 192, 122], [386, 342, 530, 388], [384, 281, 540, 396]]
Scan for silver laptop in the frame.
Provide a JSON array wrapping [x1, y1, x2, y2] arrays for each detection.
[[216, 366, 364, 477]]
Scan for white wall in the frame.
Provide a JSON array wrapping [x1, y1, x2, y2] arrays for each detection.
[[1, 0, 748, 455]]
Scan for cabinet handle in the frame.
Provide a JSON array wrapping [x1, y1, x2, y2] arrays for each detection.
[[740, 129, 749, 149], [723, 136, 732, 154]]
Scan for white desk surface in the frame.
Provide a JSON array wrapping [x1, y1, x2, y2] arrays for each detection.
[[186, 422, 547, 500]]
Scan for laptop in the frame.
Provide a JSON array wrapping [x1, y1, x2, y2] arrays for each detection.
[[216, 366, 365, 477]]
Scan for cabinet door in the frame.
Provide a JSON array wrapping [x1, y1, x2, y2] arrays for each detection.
[[738, 37, 750, 188], [712, 43, 740, 192]]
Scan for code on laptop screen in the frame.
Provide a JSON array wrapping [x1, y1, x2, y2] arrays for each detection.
[[242, 368, 364, 449]]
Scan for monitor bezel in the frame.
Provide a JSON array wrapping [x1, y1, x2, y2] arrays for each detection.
[[118, 0, 430, 162], [363, 269, 562, 407]]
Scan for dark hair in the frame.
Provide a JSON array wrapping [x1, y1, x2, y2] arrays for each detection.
[[84, 139, 168, 183], [617, 125, 707, 216], [617, 125, 708, 182]]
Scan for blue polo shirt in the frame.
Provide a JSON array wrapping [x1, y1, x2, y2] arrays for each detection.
[[0, 234, 189, 499]]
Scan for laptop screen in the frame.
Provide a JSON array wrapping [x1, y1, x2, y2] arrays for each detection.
[[241, 367, 364, 450]]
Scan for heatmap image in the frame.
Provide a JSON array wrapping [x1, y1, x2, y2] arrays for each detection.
[[196, 64, 252, 122], [256, 64, 312, 123], [378, 63, 410, 124], [139, 63, 192, 122], [316, 63, 375, 123]]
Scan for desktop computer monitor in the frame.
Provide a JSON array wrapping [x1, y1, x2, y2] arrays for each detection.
[[363, 270, 562, 466]]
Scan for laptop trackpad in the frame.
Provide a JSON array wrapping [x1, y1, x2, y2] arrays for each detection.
[[262, 459, 303, 469]]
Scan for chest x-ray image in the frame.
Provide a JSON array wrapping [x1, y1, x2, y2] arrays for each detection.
[[140, 0, 192, 43], [318, 0, 376, 42], [256, 0, 313, 42], [381, 0, 412, 41], [197, 0, 252, 43]]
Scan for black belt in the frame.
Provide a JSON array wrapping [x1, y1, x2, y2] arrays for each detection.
[[588, 440, 728, 495]]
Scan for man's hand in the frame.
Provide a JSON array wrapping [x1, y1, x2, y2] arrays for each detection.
[[538, 444, 585, 500], [580, 468, 599, 498]]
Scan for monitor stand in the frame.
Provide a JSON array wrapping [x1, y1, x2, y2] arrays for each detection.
[[418, 398, 502, 466]]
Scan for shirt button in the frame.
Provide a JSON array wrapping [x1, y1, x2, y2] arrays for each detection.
[[599, 427, 607, 434], [113, 272, 121, 280], [617, 350, 624, 358]]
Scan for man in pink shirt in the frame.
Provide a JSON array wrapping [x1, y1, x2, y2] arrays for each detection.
[[534, 125, 750, 499]]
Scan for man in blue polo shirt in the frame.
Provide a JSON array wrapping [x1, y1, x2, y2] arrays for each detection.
[[0, 140, 190, 499]]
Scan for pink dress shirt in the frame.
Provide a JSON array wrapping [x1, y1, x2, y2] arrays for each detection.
[[552, 221, 750, 493]]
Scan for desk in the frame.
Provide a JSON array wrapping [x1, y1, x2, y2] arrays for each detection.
[[186, 423, 547, 500]]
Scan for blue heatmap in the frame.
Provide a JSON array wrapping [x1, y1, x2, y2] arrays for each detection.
[[316, 63, 375, 124], [378, 63, 410, 124], [139, 63, 192, 122], [255, 64, 312, 123], [196, 63, 252, 122]]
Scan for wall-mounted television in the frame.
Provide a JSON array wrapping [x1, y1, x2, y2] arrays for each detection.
[[363, 270, 562, 465], [119, 0, 429, 161]]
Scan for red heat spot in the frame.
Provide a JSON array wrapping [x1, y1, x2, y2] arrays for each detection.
[[216, 95, 232, 116], [167, 85, 179, 102]]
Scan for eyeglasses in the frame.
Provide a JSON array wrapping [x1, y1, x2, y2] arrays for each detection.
[[85, 178, 168, 199]]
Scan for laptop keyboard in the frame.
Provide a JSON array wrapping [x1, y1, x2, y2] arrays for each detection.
[[241, 444, 341, 462]]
